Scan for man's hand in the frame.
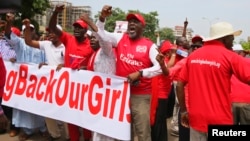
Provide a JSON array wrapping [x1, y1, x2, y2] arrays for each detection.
[[22, 19, 30, 28], [155, 48, 165, 66], [170, 44, 177, 55], [127, 71, 141, 84], [101, 5, 112, 18], [184, 18, 188, 27], [38, 62, 48, 69], [6, 13, 15, 23], [0, 114, 8, 130], [9, 58, 16, 63], [54, 4, 65, 13], [180, 112, 189, 128], [56, 64, 64, 71]]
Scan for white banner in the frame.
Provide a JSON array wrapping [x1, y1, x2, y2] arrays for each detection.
[[2, 61, 131, 140], [114, 21, 128, 33]]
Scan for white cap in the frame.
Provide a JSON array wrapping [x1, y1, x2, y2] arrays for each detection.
[[56, 25, 62, 31], [232, 44, 243, 51], [22, 24, 34, 31]]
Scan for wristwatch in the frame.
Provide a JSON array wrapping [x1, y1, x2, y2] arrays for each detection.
[[139, 70, 143, 77]]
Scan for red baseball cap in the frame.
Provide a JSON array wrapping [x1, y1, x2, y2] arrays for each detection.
[[191, 35, 203, 43], [126, 13, 145, 26], [11, 27, 20, 37], [73, 20, 88, 29], [160, 40, 174, 53]]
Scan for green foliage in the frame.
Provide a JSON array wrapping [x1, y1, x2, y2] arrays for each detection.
[[240, 40, 250, 50], [20, 0, 50, 19], [158, 27, 175, 43], [94, 8, 159, 42]]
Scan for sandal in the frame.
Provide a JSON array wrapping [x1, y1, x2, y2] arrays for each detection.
[[18, 132, 32, 141], [9, 129, 19, 137]]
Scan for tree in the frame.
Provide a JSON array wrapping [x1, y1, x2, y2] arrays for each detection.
[[1, 0, 50, 33], [94, 8, 159, 42], [240, 40, 250, 50], [19, 0, 50, 19], [158, 27, 175, 43]]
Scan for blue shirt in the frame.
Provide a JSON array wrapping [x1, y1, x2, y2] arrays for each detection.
[[0, 38, 16, 60], [6, 33, 46, 64]]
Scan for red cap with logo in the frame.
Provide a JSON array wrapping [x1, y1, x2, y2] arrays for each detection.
[[126, 13, 145, 26], [191, 35, 203, 43], [73, 20, 88, 29]]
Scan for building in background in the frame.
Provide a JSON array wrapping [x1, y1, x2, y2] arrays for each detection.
[[33, 0, 92, 33], [173, 25, 193, 42]]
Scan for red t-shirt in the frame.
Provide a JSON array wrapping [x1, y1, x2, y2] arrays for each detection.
[[116, 34, 153, 94], [178, 40, 250, 132], [0, 55, 6, 98], [230, 58, 250, 103], [60, 32, 94, 69]]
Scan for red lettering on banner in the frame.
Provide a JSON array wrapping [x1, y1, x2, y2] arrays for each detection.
[[55, 71, 69, 106], [45, 70, 56, 103], [89, 76, 103, 115], [36, 76, 47, 100], [119, 81, 129, 122], [26, 75, 38, 98], [15, 64, 28, 95], [109, 90, 121, 119], [69, 82, 80, 109], [103, 78, 111, 117], [79, 84, 89, 111], [3, 70, 18, 101], [3, 63, 131, 124]]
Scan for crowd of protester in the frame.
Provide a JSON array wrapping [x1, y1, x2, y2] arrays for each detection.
[[1, 3, 250, 141]]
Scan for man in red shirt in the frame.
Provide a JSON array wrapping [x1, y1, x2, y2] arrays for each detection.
[[231, 44, 250, 125], [96, 5, 162, 141], [48, 4, 95, 141], [177, 22, 250, 141]]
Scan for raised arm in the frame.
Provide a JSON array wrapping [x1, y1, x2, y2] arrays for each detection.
[[4, 13, 14, 39], [80, 13, 97, 32], [23, 19, 39, 48], [95, 5, 123, 47], [48, 4, 64, 37], [182, 18, 188, 38]]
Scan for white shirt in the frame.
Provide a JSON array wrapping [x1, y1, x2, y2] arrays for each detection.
[[39, 41, 65, 66]]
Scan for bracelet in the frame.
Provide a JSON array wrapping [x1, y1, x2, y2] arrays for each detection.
[[139, 70, 143, 77]]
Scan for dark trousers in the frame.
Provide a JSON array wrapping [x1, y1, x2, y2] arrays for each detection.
[[178, 111, 190, 141], [1, 98, 19, 131], [151, 98, 168, 141], [166, 84, 175, 118]]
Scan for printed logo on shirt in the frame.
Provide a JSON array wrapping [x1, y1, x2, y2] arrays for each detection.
[[136, 45, 147, 53], [120, 54, 143, 66], [190, 59, 221, 68]]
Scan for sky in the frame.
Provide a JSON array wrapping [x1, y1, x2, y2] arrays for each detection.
[[67, 0, 250, 42]]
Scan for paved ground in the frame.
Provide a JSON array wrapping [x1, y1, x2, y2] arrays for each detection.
[[0, 118, 178, 141]]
